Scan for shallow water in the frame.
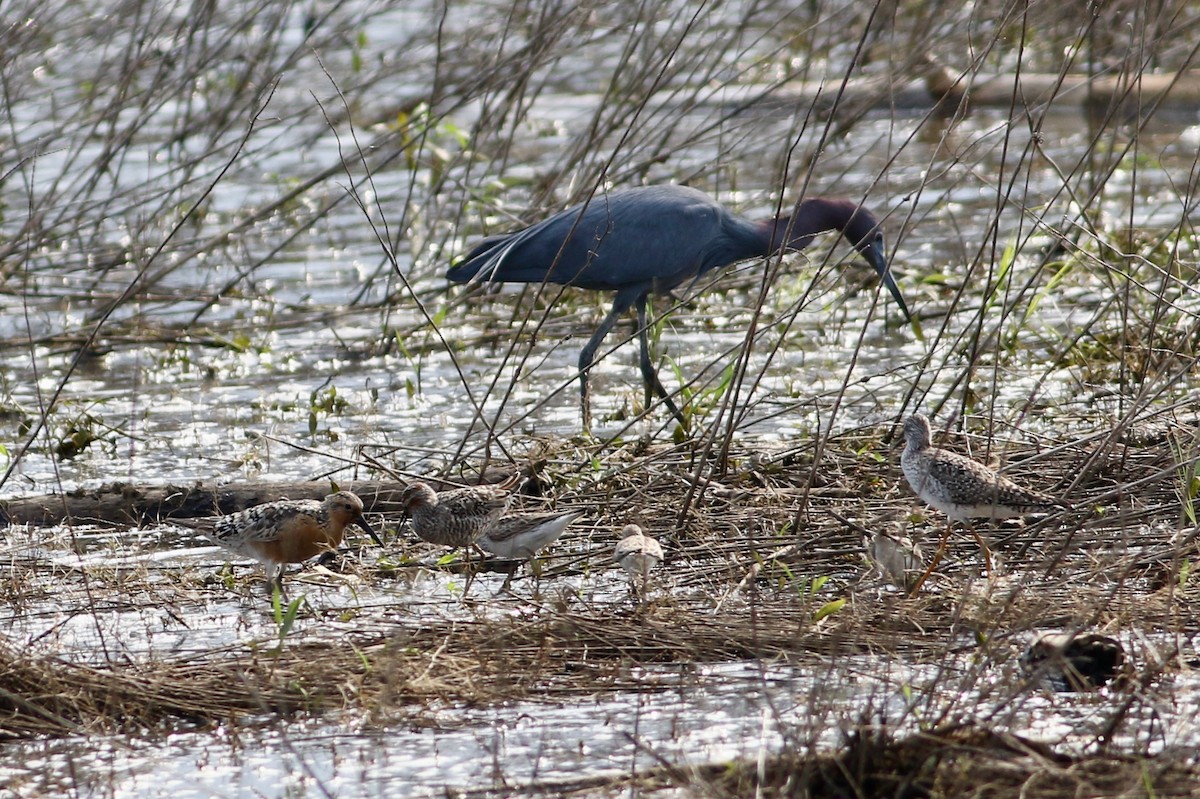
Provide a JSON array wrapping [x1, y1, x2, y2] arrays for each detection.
[[4, 95, 1197, 492], [1, 647, 1193, 798]]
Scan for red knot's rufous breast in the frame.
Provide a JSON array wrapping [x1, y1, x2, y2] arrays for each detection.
[[188, 490, 381, 593], [478, 510, 582, 559], [400, 475, 519, 549], [613, 524, 663, 591], [900, 414, 1068, 592]]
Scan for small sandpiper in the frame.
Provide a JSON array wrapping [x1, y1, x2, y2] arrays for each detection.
[[185, 491, 381, 594], [399, 475, 519, 550], [478, 510, 583, 559], [613, 524, 663, 594], [866, 531, 925, 592], [901, 414, 1068, 592]]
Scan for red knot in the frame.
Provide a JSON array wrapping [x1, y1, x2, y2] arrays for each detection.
[[901, 414, 1068, 592], [478, 510, 583, 559], [613, 524, 663, 593], [399, 475, 519, 550], [188, 491, 380, 594]]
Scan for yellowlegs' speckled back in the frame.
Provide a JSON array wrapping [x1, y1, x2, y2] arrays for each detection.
[[901, 414, 1068, 592], [185, 491, 380, 594], [478, 510, 583, 559], [902, 415, 1065, 521], [400, 476, 519, 549]]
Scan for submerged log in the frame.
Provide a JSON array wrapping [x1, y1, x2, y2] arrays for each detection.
[[916, 57, 1200, 118], [741, 60, 1200, 117], [0, 472, 526, 528]]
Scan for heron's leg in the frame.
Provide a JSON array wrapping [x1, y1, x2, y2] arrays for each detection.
[[577, 292, 638, 430], [908, 522, 952, 595], [634, 295, 685, 427]]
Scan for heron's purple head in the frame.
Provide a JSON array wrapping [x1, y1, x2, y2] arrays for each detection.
[[774, 198, 910, 322], [769, 198, 872, 248]]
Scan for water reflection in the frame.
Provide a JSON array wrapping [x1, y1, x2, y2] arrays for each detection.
[[0, 653, 1188, 798]]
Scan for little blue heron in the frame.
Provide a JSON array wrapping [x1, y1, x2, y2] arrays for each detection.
[[446, 184, 909, 428]]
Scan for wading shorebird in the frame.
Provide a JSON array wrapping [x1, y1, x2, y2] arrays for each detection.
[[1021, 632, 1128, 692], [399, 475, 520, 551], [866, 531, 925, 592], [446, 184, 910, 429], [478, 510, 583, 559], [900, 414, 1068, 593], [613, 524, 663, 594], [187, 491, 381, 594]]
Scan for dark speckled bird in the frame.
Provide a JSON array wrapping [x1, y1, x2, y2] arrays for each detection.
[[901, 414, 1069, 592], [447, 185, 910, 429], [1021, 632, 1128, 692], [186, 491, 381, 594], [400, 476, 520, 550]]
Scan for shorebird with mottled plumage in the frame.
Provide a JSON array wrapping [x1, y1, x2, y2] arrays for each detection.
[[478, 510, 583, 559], [1021, 632, 1128, 692], [901, 414, 1069, 592], [185, 491, 381, 594], [399, 475, 520, 551], [613, 524, 663, 594]]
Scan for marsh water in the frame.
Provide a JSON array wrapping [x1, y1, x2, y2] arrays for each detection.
[[2, 0, 1200, 796]]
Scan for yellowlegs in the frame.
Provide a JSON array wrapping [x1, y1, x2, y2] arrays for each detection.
[[399, 476, 519, 549], [613, 524, 663, 593], [186, 491, 380, 593], [478, 510, 583, 559], [901, 414, 1067, 592]]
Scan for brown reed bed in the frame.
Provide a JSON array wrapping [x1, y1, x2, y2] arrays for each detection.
[[632, 723, 1200, 798], [0, 2, 1197, 796], [0, 602, 851, 739], [423, 699, 1200, 797], [1, 421, 1196, 742]]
